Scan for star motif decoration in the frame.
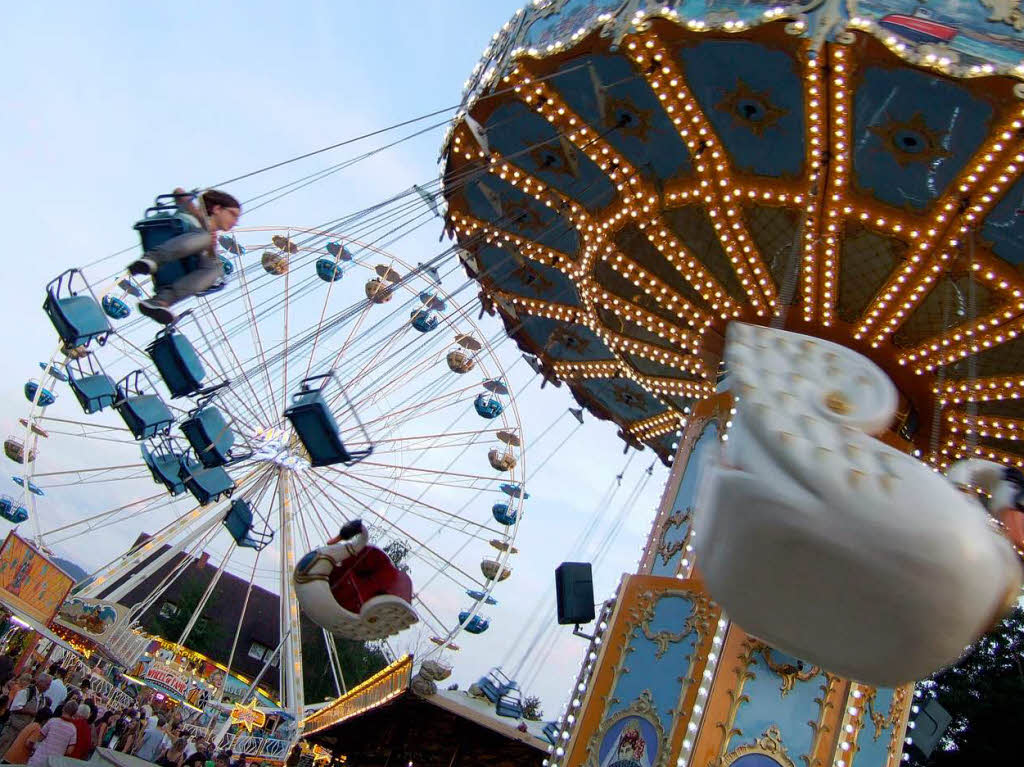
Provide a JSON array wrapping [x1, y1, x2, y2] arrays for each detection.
[[716, 80, 788, 137], [869, 112, 951, 167], [604, 96, 655, 141]]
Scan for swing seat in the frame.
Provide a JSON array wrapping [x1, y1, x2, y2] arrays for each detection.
[[115, 372, 174, 440], [43, 270, 112, 349], [142, 443, 189, 496], [477, 668, 516, 703], [181, 406, 236, 468], [496, 689, 523, 719], [134, 204, 227, 296], [69, 372, 118, 415], [284, 376, 371, 468], [181, 463, 234, 505], [223, 500, 274, 551], [148, 328, 206, 398]]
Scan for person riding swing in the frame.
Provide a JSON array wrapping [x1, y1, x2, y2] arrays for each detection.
[[128, 188, 241, 324]]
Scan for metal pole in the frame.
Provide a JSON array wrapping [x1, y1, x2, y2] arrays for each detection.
[[276, 470, 305, 724], [178, 542, 237, 646]]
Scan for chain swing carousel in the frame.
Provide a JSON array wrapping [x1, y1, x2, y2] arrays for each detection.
[[440, 1, 1024, 765]]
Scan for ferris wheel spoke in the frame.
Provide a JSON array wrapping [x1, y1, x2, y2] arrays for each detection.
[[37, 416, 131, 433], [346, 353, 445, 415], [356, 460, 508, 485], [39, 490, 177, 540], [323, 467, 499, 534], [409, 595, 448, 638], [31, 463, 147, 478], [195, 299, 276, 427], [308, 472, 484, 590], [342, 384, 479, 434], [235, 251, 280, 423]]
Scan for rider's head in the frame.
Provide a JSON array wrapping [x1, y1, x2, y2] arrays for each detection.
[[200, 189, 242, 232]]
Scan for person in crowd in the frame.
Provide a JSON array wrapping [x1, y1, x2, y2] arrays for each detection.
[[67, 664, 87, 689], [2, 708, 52, 764], [117, 711, 145, 755], [157, 736, 189, 767], [0, 653, 15, 690], [93, 710, 117, 750], [0, 673, 30, 728], [0, 674, 50, 755], [42, 669, 66, 713], [135, 715, 170, 762], [26, 701, 78, 767], [68, 703, 93, 760]]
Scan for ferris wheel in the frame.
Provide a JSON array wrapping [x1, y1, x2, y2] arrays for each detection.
[[7, 222, 528, 720]]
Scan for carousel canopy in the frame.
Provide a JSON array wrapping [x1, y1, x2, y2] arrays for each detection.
[[442, 0, 1024, 467]]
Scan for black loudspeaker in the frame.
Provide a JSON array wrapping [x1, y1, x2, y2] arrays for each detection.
[[908, 698, 952, 759], [555, 562, 595, 625]]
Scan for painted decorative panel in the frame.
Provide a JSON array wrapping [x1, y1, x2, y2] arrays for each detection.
[[652, 421, 718, 576], [855, 686, 911, 766], [585, 585, 715, 766], [717, 640, 834, 766]]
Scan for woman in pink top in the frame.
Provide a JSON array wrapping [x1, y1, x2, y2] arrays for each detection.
[[26, 701, 78, 766]]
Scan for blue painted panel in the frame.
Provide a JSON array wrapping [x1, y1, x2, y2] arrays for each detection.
[[679, 41, 806, 179], [852, 67, 992, 212], [729, 648, 826, 762], [463, 174, 581, 256], [476, 244, 582, 304], [485, 101, 617, 211], [982, 173, 1024, 265], [653, 422, 718, 576], [579, 377, 667, 422], [551, 54, 693, 181], [515, 315, 613, 361], [606, 593, 699, 727], [857, 687, 901, 765]]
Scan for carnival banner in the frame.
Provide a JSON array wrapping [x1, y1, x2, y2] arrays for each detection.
[[0, 532, 74, 624], [54, 596, 129, 642]]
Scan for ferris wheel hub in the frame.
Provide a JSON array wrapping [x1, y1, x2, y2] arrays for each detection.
[[252, 428, 310, 471]]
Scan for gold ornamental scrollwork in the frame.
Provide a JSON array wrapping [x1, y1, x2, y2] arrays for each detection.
[[721, 726, 799, 767], [656, 508, 693, 566], [759, 646, 821, 697], [980, 0, 1024, 31], [630, 588, 714, 660], [864, 685, 909, 740]]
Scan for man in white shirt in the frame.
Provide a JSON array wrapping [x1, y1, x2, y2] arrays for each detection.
[[44, 667, 68, 711]]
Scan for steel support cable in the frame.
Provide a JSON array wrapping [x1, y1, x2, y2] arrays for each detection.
[[517, 461, 651, 688], [504, 453, 634, 673], [518, 471, 654, 693]]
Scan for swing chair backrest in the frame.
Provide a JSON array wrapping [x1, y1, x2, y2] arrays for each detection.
[[283, 374, 372, 468], [223, 499, 274, 551], [115, 370, 174, 440], [148, 324, 207, 398], [66, 355, 118, 415], [43, 269, 112, 349]]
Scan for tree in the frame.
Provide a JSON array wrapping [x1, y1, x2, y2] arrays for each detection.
[[522, 695, 544, 721], [145, 575, 225, 657], [907, 605, 1024, 767]]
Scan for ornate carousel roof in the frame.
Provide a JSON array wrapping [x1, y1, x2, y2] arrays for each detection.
[[441, 0, 1024, 466]]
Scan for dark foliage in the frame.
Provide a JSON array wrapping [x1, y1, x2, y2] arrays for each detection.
[[907, 605, 1024, 766]]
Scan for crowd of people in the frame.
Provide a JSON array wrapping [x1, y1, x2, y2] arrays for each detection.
[[0, 657, 244, 766]]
